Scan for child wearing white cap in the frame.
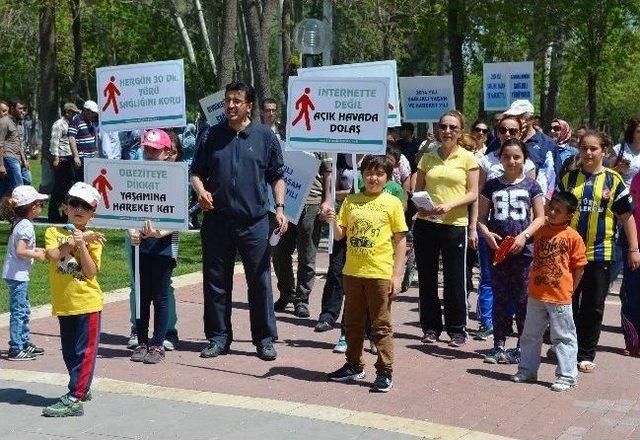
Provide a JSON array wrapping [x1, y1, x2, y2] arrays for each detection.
[[1, 185, 48, 361], [42, 181, 104, 417]]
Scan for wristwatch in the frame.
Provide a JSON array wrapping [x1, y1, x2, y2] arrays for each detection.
[[275, 203, 285, 209], [523, 232, 531, 240]]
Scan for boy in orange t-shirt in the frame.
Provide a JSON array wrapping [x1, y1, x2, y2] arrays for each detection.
[[512, 191, 587, 392]]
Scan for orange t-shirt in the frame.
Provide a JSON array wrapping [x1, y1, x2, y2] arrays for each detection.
[[529, 222, 587, 304]]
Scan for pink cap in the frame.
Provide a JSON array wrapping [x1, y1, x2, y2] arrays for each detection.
[[141, 129, 171, 150]]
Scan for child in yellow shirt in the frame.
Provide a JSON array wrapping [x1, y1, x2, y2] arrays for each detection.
[[326, 154, 407, 392], [42, 182, 104, 417]]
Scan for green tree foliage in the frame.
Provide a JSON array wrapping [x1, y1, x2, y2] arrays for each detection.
[[1, 0, 638, 135]]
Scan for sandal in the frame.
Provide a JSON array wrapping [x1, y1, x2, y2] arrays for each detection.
[[578, 360, 596, 373]]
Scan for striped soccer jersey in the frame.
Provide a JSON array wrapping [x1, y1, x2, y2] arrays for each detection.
[[558, 167, 631, 261]]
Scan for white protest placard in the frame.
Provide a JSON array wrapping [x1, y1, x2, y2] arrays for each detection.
[[298, 60, 401, 127], [96, 59, 186, 132], [268, 148, 321, 225], [483, 61, 534, 111], [286, 76, 388, 154], [399, 76, 455, 122], [199, 90, 226, 125], [83, 158, 189, 231]]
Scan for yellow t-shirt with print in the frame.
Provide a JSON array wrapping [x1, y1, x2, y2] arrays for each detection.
[[45, 227, 103, 316], [338, 192, 408, 279], [417, 146, 478, 226]]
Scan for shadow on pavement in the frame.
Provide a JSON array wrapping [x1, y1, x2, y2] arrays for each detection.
[[0, 388, 58, 407], [262, 366, 370, 387], [284, 339, 335, 350], [393, 295, 418, 303], [407, 343, 483, 360], [275, 315, 317, 329], [467, 368, 553, 387], [600, 324, 623, 334]]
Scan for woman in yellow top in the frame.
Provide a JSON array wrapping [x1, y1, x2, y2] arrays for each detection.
[[414, 110, 479, 347]]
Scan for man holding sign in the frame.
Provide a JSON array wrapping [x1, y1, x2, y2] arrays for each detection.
[[191, 82, 287, 361]]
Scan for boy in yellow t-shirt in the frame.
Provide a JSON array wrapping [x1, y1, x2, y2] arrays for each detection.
[[42, 182, 104, 417], [326, 155, 407, 392]]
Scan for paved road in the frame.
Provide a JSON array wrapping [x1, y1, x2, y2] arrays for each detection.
[[0, 251, 638, 440]]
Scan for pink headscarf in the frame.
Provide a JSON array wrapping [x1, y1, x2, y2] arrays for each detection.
[[552, 118, 572, 145]]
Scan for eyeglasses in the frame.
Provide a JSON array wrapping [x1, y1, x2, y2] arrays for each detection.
[[438, 123, 459, 132], [473, 127, 489, 134], [68, 198, 95, 212], [498, 126, 520, 136], [551, 125, 562, 132], [262, 108, 277, 113]]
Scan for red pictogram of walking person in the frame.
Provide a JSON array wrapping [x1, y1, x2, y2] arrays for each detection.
[[291, 87, 315, 131], [92, 168, 113, 209], [102, 76, 121, 114]]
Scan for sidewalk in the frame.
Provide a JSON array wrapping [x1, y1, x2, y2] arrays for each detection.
[[0, 250, 638, 440], [0, 379, 417, 440]]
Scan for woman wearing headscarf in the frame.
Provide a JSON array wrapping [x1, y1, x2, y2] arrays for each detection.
[[549, 118, 578, 177]]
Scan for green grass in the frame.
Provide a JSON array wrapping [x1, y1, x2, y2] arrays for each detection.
[[1, 158, 203, 313], [0, 225, 202, 313]]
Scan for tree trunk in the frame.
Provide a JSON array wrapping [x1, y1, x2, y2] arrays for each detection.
[[194, 0, 218, 83], [167, 0, 198, 67], [39, 0, 58, 193], [242, 0, 271, 111], [543, 35, 565, 129], [69, 0, 82, 99], [447, 0, 464, 112], [238, 9, 254, 86], [587, 69, 597, 128], [260, 0, 279, 39], [281, 0, 292, 120], [322, 0, 333, 66], [218, 0, 238, 88], [539, 41, 552, 127]]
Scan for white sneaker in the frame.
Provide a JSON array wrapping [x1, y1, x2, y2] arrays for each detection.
[[550, 380, 576, 392], [333, 336, 347, 353], [127, 330, 138, 349]]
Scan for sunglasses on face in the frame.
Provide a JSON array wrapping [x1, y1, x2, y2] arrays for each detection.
[[498, 126, 520, 136], [438, 123, 459, 132], [68, 198, 95, 211], [473, 127, 489, 134], [551, 125, 562, 132]]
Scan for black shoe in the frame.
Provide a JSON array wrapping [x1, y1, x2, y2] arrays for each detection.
[[273, 297, 290, 312], [314, 321, 332, 333], [293, 302, 310, 318], [328, 363, 365, 382], [448, 333, 466, 347], [257, 343, 277, 361], [371, 373, 393, 392], [472, 326, 493, 341], [200, 341, 229, 358], [24, 342, 45, 355]]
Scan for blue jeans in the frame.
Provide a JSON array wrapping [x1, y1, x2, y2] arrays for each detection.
[[609, 225, 627, 285], [476, 236, 494, 329], [5, 279, 30, 351], [125, 234, 178, 333], [0, 157, 31, 196]]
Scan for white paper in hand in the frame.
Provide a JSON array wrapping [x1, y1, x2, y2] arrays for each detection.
[[411, 191, 436, 211], [269, 227, 282, 247]]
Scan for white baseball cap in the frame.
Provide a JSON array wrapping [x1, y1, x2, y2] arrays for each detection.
[[503, 99, 534, 116], [68, 182, 101, 208], [83, 100, 99, 113], [11, 185, 48, 207]]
